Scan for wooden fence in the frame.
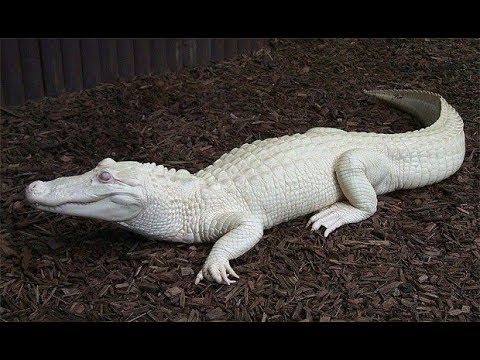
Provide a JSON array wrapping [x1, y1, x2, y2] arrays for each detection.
[[0, 38, 269, 107]]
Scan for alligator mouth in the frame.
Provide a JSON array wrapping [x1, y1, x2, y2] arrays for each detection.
[[33, 198, 102, 211]]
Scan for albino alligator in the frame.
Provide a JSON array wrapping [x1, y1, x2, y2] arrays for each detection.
[[25, 90, 465, 285]]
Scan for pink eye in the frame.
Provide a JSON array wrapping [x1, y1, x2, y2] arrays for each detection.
[[98, 171, 112, 182]]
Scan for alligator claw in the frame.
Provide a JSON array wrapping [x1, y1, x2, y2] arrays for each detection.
[[195, 258, 239, 285]]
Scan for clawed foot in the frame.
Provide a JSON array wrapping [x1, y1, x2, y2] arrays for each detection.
[[195, 258, 240, 285], [307, 202, 371, 237]]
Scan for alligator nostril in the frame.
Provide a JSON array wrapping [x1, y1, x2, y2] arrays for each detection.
[[30, 181, 41, 191], [26, 181, 43, 204], [26, 181, 44, 197]]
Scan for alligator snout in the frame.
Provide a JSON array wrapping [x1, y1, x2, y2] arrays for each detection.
[[25, 180, 47, 204], [25, 172, 102, 209]]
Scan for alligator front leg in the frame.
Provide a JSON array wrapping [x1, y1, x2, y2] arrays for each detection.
[[195, 214, 263, 285], [308, 149, 392, 237]]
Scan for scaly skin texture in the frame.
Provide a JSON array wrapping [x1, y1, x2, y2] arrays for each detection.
[[25, 90, 465, 285]]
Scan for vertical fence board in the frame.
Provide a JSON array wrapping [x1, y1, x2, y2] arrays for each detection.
[[133, 39, 151, 76], [224, 39, 238, 59], [176, 40, 183, 70], [182, 39, 196, 67], [1, 45, 4, 105], [238, 39, 252, 54], [80, 39, 101, 89], [166, 39, 182, 71], [196, 39, 210, 65], [98, 39, 119, 84], [151, 39, 167, 74], [1, 76, 5, 106], [211, 39, 225, 61], [61, 39, 83, 92], [116, 39, 135, 79], [18, 39, 44, 101], [251, 39, 259, 51], [1, 39, 25, 106], [40, 39, 65, 97], [251, 38, 266, 52]]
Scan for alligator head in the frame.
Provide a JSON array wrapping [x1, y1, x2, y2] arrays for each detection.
[[25, 157, 202, 241], [25, 158, 149, 222]]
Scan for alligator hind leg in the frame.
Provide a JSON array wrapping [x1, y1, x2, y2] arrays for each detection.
[[308, 149, 391, 237]]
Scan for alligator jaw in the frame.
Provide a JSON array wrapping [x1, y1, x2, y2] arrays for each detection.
[[25, 172, 143, 221], [32, 198, 101, 212], [29, 193, 110, 217]]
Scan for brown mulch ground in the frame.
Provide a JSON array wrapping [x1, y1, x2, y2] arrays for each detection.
[[1, 39, 479, 322]]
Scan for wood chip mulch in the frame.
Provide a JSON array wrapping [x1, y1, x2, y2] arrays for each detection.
[[1, 39, 479, 321]]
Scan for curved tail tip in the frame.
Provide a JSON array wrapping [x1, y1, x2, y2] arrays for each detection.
[[363, 89, 409, 100], [363, 89, 392, 98], [363, 89, 385, 97], [363, 89, 388, 95]]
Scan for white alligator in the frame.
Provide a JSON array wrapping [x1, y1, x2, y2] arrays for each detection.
[[25, 90, 465, 285]]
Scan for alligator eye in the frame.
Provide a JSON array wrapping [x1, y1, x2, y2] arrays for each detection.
[[98, 171, 113, 182]]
